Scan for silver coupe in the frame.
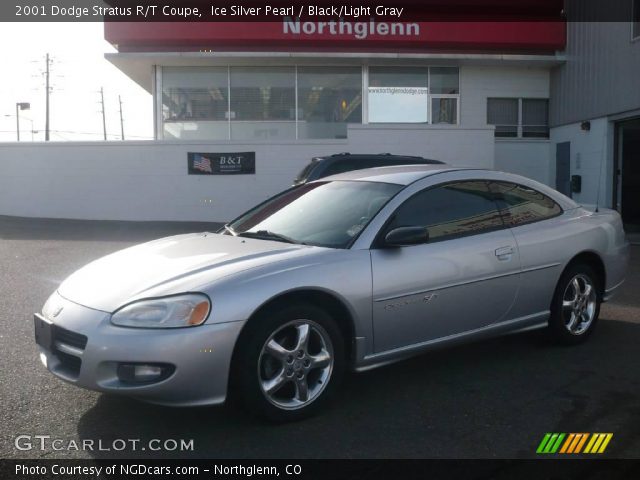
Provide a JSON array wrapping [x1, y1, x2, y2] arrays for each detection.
[[35, 165, 629, 421]]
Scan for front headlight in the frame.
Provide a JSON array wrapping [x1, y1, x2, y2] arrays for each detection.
[[111, 294, 211, 328]]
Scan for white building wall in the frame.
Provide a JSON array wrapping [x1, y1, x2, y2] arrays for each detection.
[[494, 140, 553, 185], [0, 125, 494, 223], [460, 65, 553, 184], [549, 117, 613, 208], [0, 64, 562, 223], [460, 65, 551, 127]]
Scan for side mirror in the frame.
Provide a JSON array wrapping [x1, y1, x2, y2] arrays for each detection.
[[384, 226, 429, 247]]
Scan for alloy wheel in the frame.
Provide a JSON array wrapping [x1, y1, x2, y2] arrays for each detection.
[[561, 274, 597, 335], [258, 320, 334, 410]]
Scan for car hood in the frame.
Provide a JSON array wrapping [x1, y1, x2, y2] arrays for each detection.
[[58, 232, 309, 312]]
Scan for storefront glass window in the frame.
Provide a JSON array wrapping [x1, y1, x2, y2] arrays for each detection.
[[229, 67, 295, 140], [368, 67, 429, 123], [430, 67, 460, 94], [367, 67, 459, 124], [162, 67, 229, 140], [297, 67, 362, 139], [431, 98, 458, 124], [160, 65, 462, 139]]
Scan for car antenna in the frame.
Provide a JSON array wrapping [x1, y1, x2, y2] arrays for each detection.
[[594, 144, 606, 214]]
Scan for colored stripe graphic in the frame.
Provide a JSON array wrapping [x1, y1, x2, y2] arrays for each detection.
[[536, 433, 565, 453], [538, 433, 613, 454], [584, 433, 614, 454], [536, 433, 552, 454], [597, 433, 613, 453], [559, 433, 575, 453], [574, 433, 589, 453]]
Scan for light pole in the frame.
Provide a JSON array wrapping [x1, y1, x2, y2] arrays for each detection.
[[15, 102, 30, 141], [5, 114, 35, 141]]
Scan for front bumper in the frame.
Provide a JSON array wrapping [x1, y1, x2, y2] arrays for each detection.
[[36, 292, 244, 406]]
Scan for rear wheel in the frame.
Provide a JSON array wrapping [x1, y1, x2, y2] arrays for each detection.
[[232, 304, 345, 422], [548, 263, 601, 344]]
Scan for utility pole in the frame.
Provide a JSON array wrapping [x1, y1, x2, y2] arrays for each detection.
[[15, 105, 20, 142], [45, 53, 51, 141], [100, 87, 107, 141], [118, 95, 125, 140]]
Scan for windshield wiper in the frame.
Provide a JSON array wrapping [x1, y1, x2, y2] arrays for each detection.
[[238, 230, 300, 244]]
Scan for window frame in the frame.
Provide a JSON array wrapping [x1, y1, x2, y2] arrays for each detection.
[[372, 179, 506, 249], [489, 181, 563, 228], [487, 97, 549, 139], [633, 0, 640, 41], [430, 95, 460, 125], [366, 65, 460, 126], [157, 64, 462, 140]]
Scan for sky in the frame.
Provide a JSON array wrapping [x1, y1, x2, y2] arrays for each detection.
[[0, 22, 153, 142]]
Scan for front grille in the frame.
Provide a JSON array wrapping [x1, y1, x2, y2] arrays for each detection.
[[53, 326, 88, 350]]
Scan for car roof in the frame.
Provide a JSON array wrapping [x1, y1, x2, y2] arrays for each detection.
[[317, 164, 473, 185]]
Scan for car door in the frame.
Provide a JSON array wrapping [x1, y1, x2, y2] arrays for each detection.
[[370, 180, 520, 353], [489, 181, 565, 319]]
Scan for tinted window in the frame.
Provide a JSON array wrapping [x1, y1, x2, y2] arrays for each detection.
[[490, 182, 562, 226], [386, 181, 504, 241]]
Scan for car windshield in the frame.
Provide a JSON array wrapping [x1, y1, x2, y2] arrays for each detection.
[[228, 181, 402, 248]]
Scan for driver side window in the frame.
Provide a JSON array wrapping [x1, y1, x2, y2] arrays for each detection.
[[387, 180, 504, 242]]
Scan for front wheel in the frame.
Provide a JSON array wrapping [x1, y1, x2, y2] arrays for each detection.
[[548, 263, 601, 345], [232, 304, 345, 422]]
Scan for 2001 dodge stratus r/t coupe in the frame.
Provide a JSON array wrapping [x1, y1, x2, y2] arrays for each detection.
[[35, 165, 629, 421]]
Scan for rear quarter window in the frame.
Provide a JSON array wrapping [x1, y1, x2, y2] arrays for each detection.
[[490, 181, 562, 227]]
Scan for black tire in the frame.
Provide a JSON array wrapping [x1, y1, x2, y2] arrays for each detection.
[[231, 303, 345, 422], [548, 262, 601, 345]]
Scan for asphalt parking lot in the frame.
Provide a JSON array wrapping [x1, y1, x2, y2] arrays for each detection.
[[1, 215, 639, 459]]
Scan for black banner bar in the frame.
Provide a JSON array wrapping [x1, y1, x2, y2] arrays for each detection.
[[2, 459, 640, 480], [2, 0, 637, 23]]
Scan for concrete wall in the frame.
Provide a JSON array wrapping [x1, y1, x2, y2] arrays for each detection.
[[0, 125, 495, 222], [549, 117, 614, 208], [0, 65, 560, 222]]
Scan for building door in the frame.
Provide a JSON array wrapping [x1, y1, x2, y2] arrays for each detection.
[[616, 119, 640, 231], [556, 142, 571, 197]]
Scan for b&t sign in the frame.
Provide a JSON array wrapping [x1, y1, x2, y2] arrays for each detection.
[[188, 152, 256, 175]]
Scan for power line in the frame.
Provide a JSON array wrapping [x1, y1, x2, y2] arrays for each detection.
[[43, 130, 152, 139], [0, 130, 152, 139]]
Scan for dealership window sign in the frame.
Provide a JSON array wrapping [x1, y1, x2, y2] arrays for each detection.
[[188, 152, 256, 175], [368, 87, 429, 123]]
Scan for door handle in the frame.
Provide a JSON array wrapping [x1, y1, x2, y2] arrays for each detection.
[[495, 246, 514, 260]]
